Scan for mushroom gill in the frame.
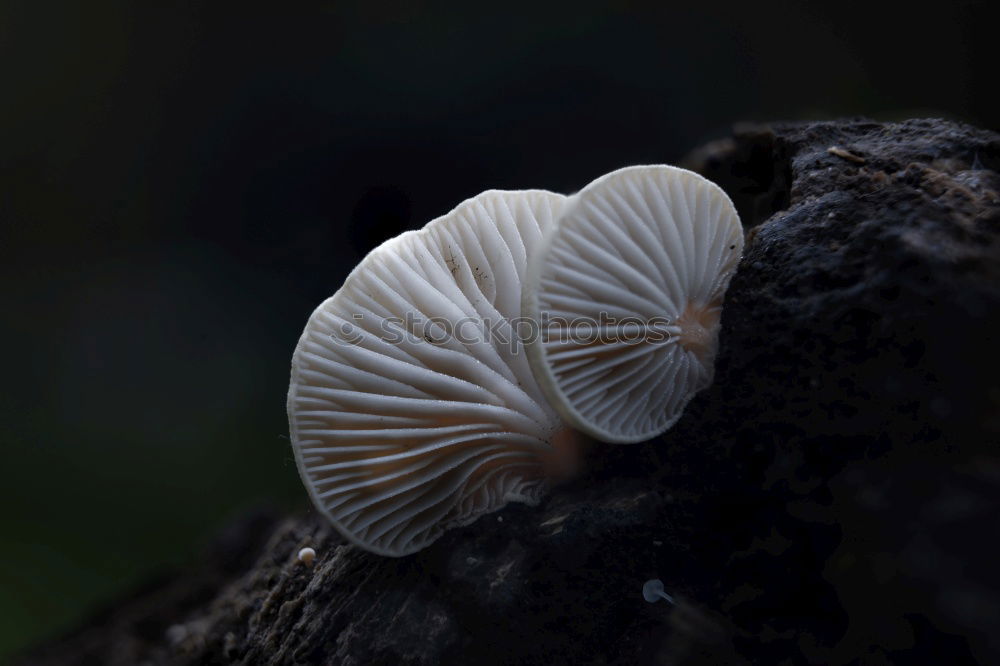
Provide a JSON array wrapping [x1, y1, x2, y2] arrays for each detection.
[[523, 165, 744, 443], [287, 189, 575, 556]]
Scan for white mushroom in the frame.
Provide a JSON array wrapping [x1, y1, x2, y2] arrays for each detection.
[[288, 190, 580, 557], [642, 578, 675, 604], [523, 165, 743, 443], [297, 546, 317, 566]]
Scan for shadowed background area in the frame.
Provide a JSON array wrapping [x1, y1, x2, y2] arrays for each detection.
[[0, 0, 996, 658]]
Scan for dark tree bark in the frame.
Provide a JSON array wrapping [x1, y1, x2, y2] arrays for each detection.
[[20, 118, 1000, 665]]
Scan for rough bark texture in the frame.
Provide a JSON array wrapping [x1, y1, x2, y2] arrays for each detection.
[[19, 118, 1000, 665]]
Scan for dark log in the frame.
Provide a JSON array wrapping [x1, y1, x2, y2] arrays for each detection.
[[19, 118, 1000, 665]]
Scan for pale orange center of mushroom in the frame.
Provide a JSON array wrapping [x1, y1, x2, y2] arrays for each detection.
[[676, 300, 722, 360], [540, 426, 588, 481]]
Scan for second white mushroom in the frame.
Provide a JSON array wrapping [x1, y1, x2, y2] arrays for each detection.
[[523, 165, 743, 443]]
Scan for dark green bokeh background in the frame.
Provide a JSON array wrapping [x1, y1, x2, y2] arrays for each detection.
[[1, 0, 996, 658]]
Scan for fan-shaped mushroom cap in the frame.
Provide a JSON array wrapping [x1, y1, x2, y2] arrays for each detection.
[[288, 190, 575, 557], [523, 165, 743, 443]]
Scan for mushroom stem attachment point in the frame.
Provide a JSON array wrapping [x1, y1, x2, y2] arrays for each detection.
[[676, 301, 722, 361]]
